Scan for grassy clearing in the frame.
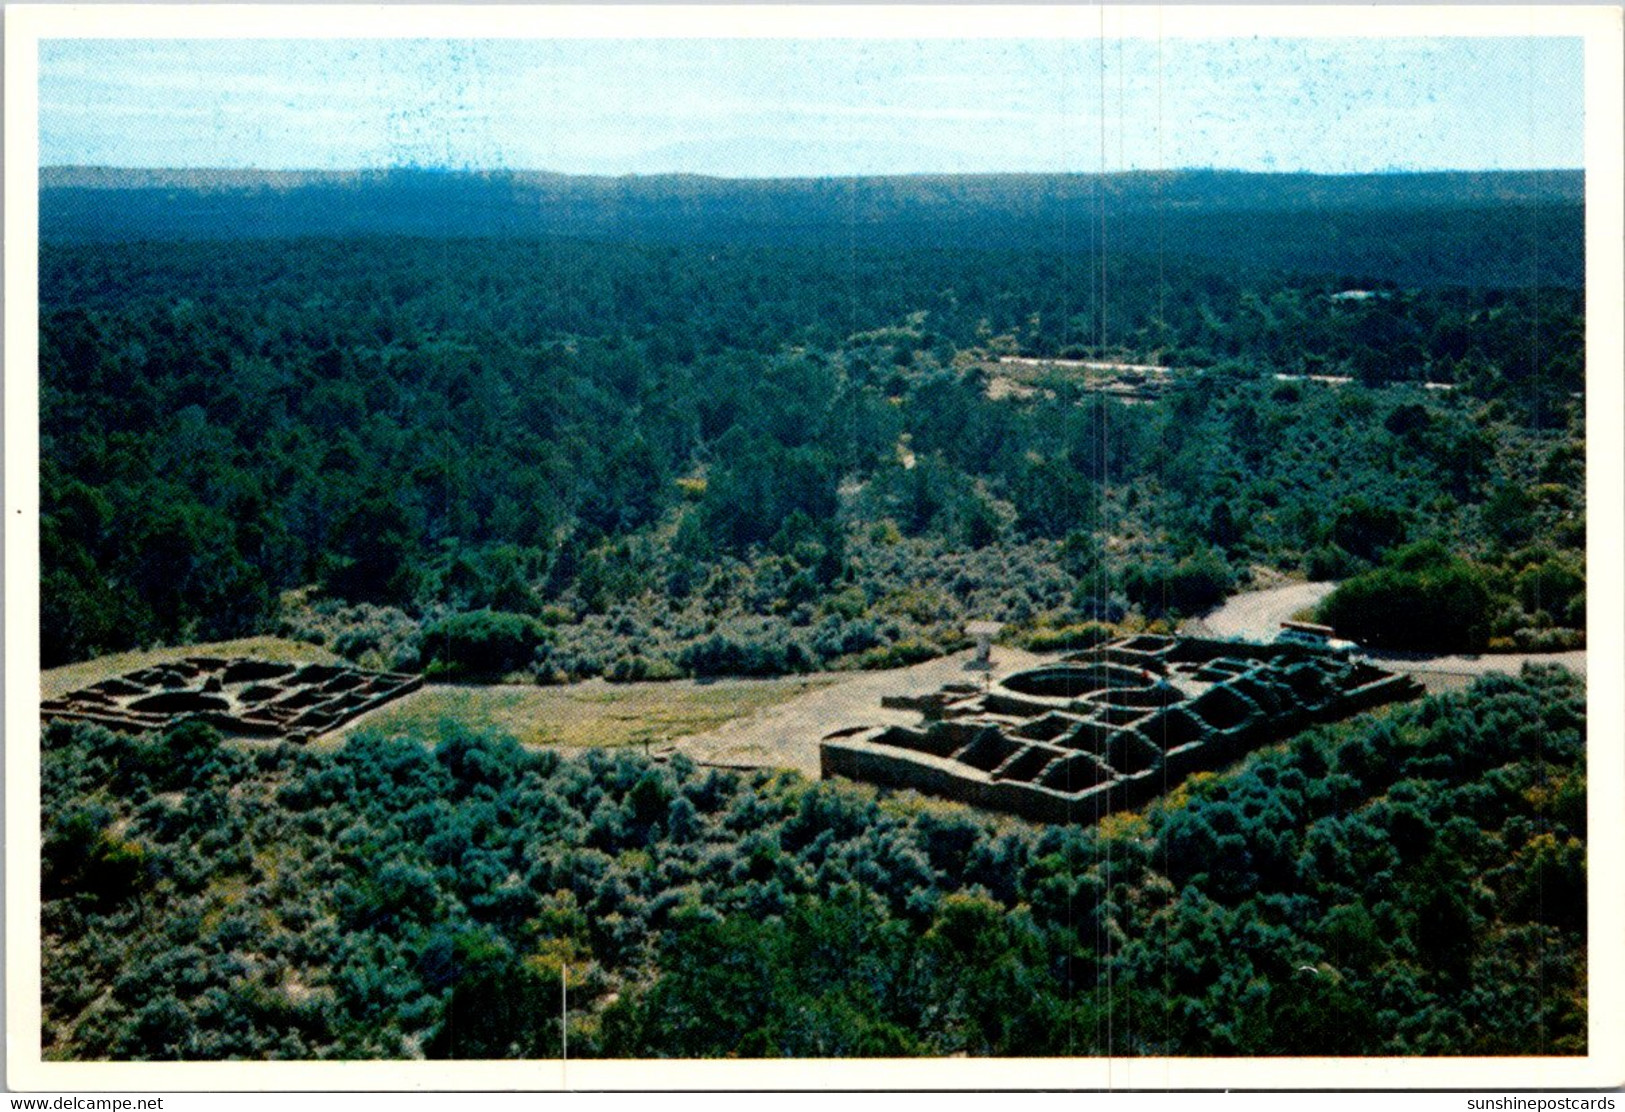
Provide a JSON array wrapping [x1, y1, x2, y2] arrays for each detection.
[[336, 676, 841, 750], [41, 636, 342, 701]]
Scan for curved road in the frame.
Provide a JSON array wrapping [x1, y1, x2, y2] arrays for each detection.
[[1180, 581, 1337, 642], [1183, 580, 1586, 690]]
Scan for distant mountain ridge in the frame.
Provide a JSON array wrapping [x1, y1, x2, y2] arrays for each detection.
[[40, 166, 1583, 287]]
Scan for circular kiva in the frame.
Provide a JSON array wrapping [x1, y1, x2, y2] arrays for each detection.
[[997, 662, 1159, 702]]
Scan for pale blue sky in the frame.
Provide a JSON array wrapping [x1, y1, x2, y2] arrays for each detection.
[[39, 37, 1584, 176]]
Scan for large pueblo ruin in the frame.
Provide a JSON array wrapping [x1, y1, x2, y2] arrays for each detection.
[[821, 634, 1423, 824], [41, 657, 423, 743]]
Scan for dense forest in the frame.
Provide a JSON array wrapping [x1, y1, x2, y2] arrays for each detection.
[[41, 167, 1583, 289], [40, 224, 1585, 673], [41, 666, 1585, 1058]]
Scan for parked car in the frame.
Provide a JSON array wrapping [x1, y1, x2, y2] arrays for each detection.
[[1276, 620, 1359, 654]]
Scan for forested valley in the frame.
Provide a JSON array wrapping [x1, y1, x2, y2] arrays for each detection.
[[41, 230, 1584, 675], [38, 169, 1589, 1060]]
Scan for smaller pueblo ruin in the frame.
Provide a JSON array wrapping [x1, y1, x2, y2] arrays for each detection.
[[41, 658, 423, 743], [822, 635, 1423, 824]]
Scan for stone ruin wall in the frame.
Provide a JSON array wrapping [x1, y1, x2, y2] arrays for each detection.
[[41, 658, 424, 743], [822, 634, 1424, 825]]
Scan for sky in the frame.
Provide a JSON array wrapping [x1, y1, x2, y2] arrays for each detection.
[[38, 36, 1585, 177]]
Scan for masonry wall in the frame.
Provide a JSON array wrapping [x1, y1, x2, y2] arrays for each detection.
[[819, 637, 1425, 824]]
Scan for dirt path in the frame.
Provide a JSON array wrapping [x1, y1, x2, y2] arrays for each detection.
[[1183, 580, 1585, 691], [1357, 648, 1586, 693], [673, 646, 1042, 778], [1180, 581, 1337, 642]]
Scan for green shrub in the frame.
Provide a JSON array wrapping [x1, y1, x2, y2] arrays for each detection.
[[1023, 622, 1114, 652], [822, 586, 869, 621], [1515, 557, 1584, 622], [677, 631, 813, 677], [163, 719, 222, 764], [43, 810, 149, 907], [1124, 549, 1234, 618], [420, 609, 552, 678], [1302, 544, 1360, 582], [1510, 627, 1585, 652], [849, 638, 941, 670], [1331, 496, 1409, 562], [607, 654, 683, 683], [1317, 543, 1493, 652]]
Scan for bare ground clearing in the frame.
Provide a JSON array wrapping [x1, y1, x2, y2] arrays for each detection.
[[673, 646, 1043, 778], [324, 674, 841, 753], [320, 636, 1580, 763]]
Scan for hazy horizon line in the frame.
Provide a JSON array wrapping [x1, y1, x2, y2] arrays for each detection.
[[40, 163, 1587, 182]]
